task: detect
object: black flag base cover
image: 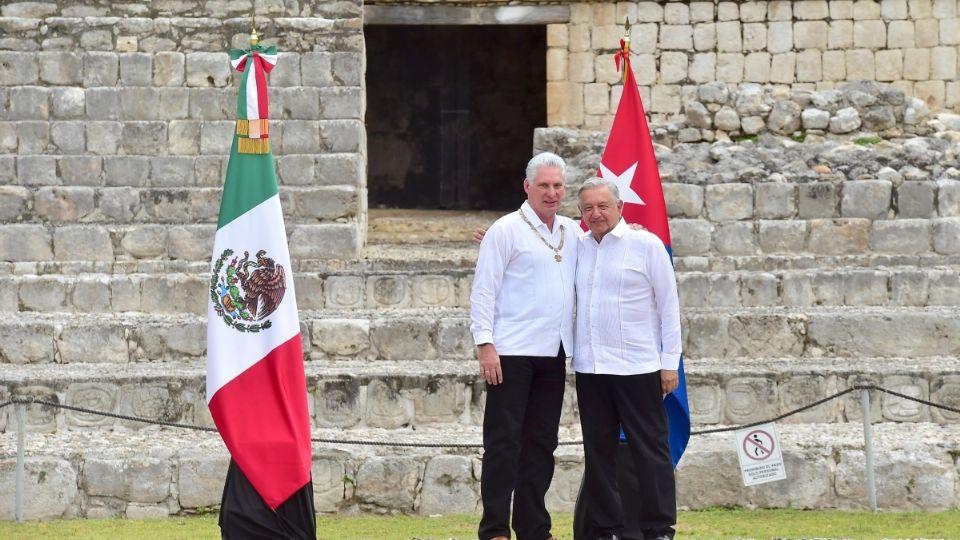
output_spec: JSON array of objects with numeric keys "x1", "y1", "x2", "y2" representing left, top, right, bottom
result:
[{"x1": 219, "y1": 459, "x2": 317, "y2": 540}]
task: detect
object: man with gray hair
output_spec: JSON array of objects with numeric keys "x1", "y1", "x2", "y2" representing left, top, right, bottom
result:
[
  {"x1": 574, "y1": 177, "x2": 681, "y2": 540},
  {"x1": 471, "y1": 151, "x2": 577, "y2": 540}
]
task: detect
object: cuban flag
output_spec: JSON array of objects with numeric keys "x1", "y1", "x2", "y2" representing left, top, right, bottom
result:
[{"x1": 598, "y1": 39, "x2": 690, "y2": 468}]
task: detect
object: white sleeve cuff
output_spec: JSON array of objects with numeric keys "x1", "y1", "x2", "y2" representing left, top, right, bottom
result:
[
  {"x1": 473, "y1": 331, "x2": 493, "y2": 346},
  {"x1": 660, "y1": 353, "x2": 681, "y2": 371}
]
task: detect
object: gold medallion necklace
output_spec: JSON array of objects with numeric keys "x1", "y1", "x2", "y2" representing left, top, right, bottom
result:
[{"x1": 518, "y1": 209, "x2": 565, "y2": 262}]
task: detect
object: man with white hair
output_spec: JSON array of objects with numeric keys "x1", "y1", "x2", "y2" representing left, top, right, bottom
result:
[
  {"x1": 471, "y1": 151, "x2": 577, "y2": 540},
  {"x1": 574, "y1": 177, "x2": 681, "y2": 540}
]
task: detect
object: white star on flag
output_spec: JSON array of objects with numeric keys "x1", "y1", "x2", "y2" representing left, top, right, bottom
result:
[{"x1": 599, "y1": 161, "x2": 645, "y2": 206}]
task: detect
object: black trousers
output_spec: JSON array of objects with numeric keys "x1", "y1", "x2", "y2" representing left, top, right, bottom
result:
[
  {"x1": 575, "y1": 372, "x2": 676, "y2": 540},
  {"x1": 478, "y1": 348, "x2": 566, "y2": 540}
]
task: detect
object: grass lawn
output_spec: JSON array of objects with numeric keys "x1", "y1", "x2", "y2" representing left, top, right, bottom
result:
[{"x1": 1, "y1": 509, "x2": 958, "y2": 539}]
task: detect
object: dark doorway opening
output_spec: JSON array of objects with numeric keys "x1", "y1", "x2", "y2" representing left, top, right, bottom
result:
[{"x1": 365, "y1": 25, "x2": 547, "y2": 210}]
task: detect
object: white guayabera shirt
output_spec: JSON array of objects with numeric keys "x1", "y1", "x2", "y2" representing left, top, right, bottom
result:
[
  {"x1": 573, "y1": 219, "x2": 682, "y2": 375},
  {"x1": 470, "y1": 201, "x2": 578, "y2": 357}
]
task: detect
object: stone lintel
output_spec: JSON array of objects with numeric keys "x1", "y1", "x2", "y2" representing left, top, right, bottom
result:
[{"x1": 363, "y1": 5, "x2": 570, "y2": 26}]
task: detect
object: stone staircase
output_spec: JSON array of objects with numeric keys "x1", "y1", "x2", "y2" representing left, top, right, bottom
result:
[{"x1": 3, "y1": 201, "x2": 960, "y2": 518}]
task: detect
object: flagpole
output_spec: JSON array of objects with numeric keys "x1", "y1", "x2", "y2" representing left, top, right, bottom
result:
[{"x1": 622, "y1": 17, "x2": 631, "y2": 83}]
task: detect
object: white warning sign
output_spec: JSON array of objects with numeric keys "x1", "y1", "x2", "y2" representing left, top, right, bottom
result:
[{"x1": 735, "y1": 422, "x2": 787, "y2": 486}]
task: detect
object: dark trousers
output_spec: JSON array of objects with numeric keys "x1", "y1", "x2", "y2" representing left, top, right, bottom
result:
[
  {"x1": 478, "y1": 348, "x2": 566, "y2": 540},
  {"x1": 575, "y1": 372, "x2": 676, "y2": 540}
]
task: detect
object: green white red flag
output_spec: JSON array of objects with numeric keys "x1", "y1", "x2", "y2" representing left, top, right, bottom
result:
[{"x1": 206, "y1": 42, "x2": 313, "y2": 514}]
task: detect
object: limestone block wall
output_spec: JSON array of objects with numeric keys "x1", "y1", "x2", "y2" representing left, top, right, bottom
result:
[
  {"x1": 547, "y1": 0, "x2": 960, "y2": 129},
  {"x1": 0, "y1": 0, "x2": 365, "y2": 261}
]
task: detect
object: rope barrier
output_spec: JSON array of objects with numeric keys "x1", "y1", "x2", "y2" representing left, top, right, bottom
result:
[{"x1": 2, "y1": 383, "x2": 958, "y2": 448}]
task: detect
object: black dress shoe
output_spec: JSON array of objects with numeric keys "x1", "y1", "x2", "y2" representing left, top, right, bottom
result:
[
  {"x1": 597, "y1": 535, "x2": 620, "y2": 540},
  {"x1": 648, "y1": 535, "x2": 671, "y2": 540}
]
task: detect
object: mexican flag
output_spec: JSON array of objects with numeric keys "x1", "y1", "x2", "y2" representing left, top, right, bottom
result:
[{"x1": 206, "y1": 42, "x2": 314, "y2": 536}]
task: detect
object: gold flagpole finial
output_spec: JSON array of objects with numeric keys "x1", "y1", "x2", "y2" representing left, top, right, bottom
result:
[
  {"x1": 622, "y1": 17, "x2": 631, "y2": 83},
  {"x1": 250, "y1": 14, "x2": 259, "y2": 46}
]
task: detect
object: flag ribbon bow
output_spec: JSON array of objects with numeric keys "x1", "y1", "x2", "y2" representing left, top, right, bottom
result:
[
  {"x1": 614, "y1": 38, "x2": 630, "y2": 73},
  {"x1": 230, "y1": 45, "x2": 278, "y2": 154}
]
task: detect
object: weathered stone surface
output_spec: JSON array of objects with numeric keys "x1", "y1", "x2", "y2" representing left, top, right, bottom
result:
[
  {"x1": 0, "y1": 459, "x2": 78, "y2": 520},
  {"x1": 419, "y1": 456, "x2": 477, "y2": 515},
  {"x1": 354, "y1": 457, "x2": 421, "y2": 510},
  {"x1": 841, "y1": 180, "x2": 891, "y2": 219},
  {"x1": 83, "y1": 457, "x2": 172, "y2": 503},
  {"x1": 177, "y1": 452, "x2": 229, "y2": 509},
  {"x1": 807, "y1": 219, "x2": 869, "y2": 254},
  {"x1": 808, "y1": 311, "x2": 960, "y2": 357},
  {"x1": 869, "y1": 219, "x2": 931, "y2": 253},
  {"x1": 705, "y1": 184, "x2": 753, "y2": 220}
]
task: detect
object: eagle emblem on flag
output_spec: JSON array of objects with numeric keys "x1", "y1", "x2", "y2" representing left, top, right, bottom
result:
[{"x1": 210, "y1": 248, "x2": 286, "y2": 332}]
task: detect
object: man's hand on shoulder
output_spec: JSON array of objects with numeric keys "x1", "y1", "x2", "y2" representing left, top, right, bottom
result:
[
  {"x1": 660, "y1": 369, "x2": 678, "y2": 395},
  {"x1": 627, "y1": 223, "x2": 647, "y2": 232},
  {"x1": 472, "y1": 227, "x2": 487, "y2": 244}
]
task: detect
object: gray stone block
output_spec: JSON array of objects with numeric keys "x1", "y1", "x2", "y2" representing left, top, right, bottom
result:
[
  {"x1": 781, "y1": 273, "x2": 814, "y2": 306},
  {"x1": 39, "y1": 51, "x2": 82, "y2": 85},
  {"x1": 150, "y1": 156, "x2": 195, "y2": 187},
  {"x1": 870, "y1": 219, "x2": 932, "y2": 253},
  {"x1": 0, "y1": 123, "x2": 15, "y2": 153},
  {"x1": 167, "y1": 225, "x2": 214, "y2": 260},
  {"x1": 798, "y1": 182, "x2": 837, "y2": 218},
  {"x1": 153, "y1": 51, "x2": 184, "y2": 86},
  {"x1": 177, "y1": 453, "x2": 230, "y2": 509},
  {"x1": 355, "y1": 457, "x2": 421, "y2": 510},
  {"x1": 319, "y1": 120, "x2": 363, "y2": 153},
  {"x1": 295, "y1": 186, "x2": 357, "y2": 220},
  {"x1": 64, "y1": 383, "x2": 118, "y2": 427},
  {"x1": 317, "y1": 153, "x2": 362, "y2": 186},
  {"x1": 19, "y1": 276, "x2": 67, "y2": 311},
  {"x1": 364, "y1": 378, "x2": 413, "y2": 428},
  {"x1": 270, "y1": 52, "x2": 301, "y2": 87},
  {"x1": 85, "y1": 88, "x2": 120, "y2": 120},
  {"x1": 323, "y1": 275, "x2": 364, "y2": 308},
  {"x1": 367, "y1": 276, "x2": 410, "y2": 309},
  {"x1": 0, "y1": 224, "x2": 52, "y2": 261},
  {"x1": 740, "y1": 273, "x2": 779, "y2": 306},
  {"x1": 312, "y1": 456, "x2": 348, "y2": 513},
  {"x1": 60, "y1": 156, "x2": 102, "y2": 185},
  {"x1": 319, "y1": 87, "x2": 363, "y2": 120},
  {"x1": 288, "y1": 224, "x2": 359, "y2": 259},
  {"x1": 932, "y1": 376, "x2": 960, "y2": 423},
  {"x1": 158, "y1": 88, "x2": 189, "y2": 119},
  {"x1": 119, "y1": 53, "x2": 153, "y2": 86},
  {"x1": 121, "y1": 122, "x2": 167, "y2": 155},
  {"x1": 83, "y1": 458, "x2": 172, "y2": 503},
  {"x1": 928, "y1": 270, "x2": 960, "y2": 306},
  {"x1": 278, "y1": 87, "x2": 320, "y2": 120},
  {"x1": 194, "y1": 156, "x2": 224, "y2": 187},
  {"x1": 897, "y1": 181, "x2": 936, "y2": 218},
  {"x1": 120, "y1": 88, "x2": 160, "y2": 121},
  {"x1": 724, "y1": 377, "x2": 778, "y2": 423},
  {"x1": 71, "y1": 277, "x2": 112, "y2": 313},
  {"x1": 59, "y1": 324, "x2": 128, "y2": 363},
  {"x1": 51, "y1": 88, "x2": 85, "y2": 119},
  {"x1": 86, "y1": 121, "x2": 122, "y2": 155},
  {"x1": 0, "y1": 322, "x2": 55, "y2": 363},
  {"x1": 437, "y1": 318, "x2": 472, "y2": 356},
  {"x1": 0, "y1": 51, "x2": 38, "y2": 85},
  {"x1": 53, "y1": 226, "x2": 114, "y2": 261},
  {"x1": 332, "y1": 52, "x2": 363, "y2": 87},
  {"x1": 0, "y1": 459, "x2": 78, "y2": 520},
  {"x1": 938, "y1": 179, "x2": 960, "y2": 216},
  {"x1": 807, "y1": 218, "x2": 870, "y2": 254},
  {"x1": 10, "y1": 86, "x2": 49, "y2": 120},
  {"x1": 17, "y1": 156, "x2": 57, "y2": 186},
  {"x1": 119, "y1": 224, "x2": 168, "y2": 258},
  {"x1": 50, "y1": 122, "x2": 86, "y2": 154},
  {"x1": 412, "y1": 275, "x2": 459, "y2": 309},
  {"x1": 167, "y1": 120, "x2": 200, "y2": 156},
  {"x1": 882, "y1": 375, "x2": 930, "y2": 422},
  {"x1": 83, "y1": 51, "x2": 119, "y2": 86},
  {"x1": 141, "y1": 275, "x2": 205, "y2": 314},
  {"x1": 714, "y1": 221, "x2": 758, "y2": 255},
  {"x1": 779, "y1": 375, "x2": 839, "y2": 423},
  {"x1": 767, "y1": 100, "x2": 802, "y2": 135},
  {"x1": 801, "y1": 108, "x2": 830, "y2": 129},
  {"x1": 0, "y1": 155, "x2": 13, "y2": 184},
  {"x1": 111, "y1": 276, "x2": 142, "y2": 312},
  {"x1": 277, "y1": 155, "x2": 316, "y2": 185},
  {"x1": 933, "y1": 218, "x2": 960, "y2": 254},
  {"x1": 758, "y1": 220, "x2": 807, "y2": 253},
  {"x1": 17, "y1": 121, "x2": 50, "y2": 154},
  {"x1": 199, "y1": 121, "x2": 233, "y2": 155},
  {"x1": 891, "y1": 269, "x2": 929, "y2": 306},
  {"x1": 34, "y1": 186, "x2": 95, "y2": 222},
  {"x1": 0, "y1": 185, "x2": 29, "y2": 220},
  {"x1": 663, "y1": 183, "x2": 704, "y2": 217},
  {"x1": 281, "y1": 121, "x2": 321, "y2": 154},
  {"x1": 371, "y1": 319, "x2": 437, "y2": 360},
  {"x1": 301, "y1": 52, "x2": 335, "y2": 87},
  {"x1": 706, "y1": 183, "x2": 753, "y2": 220},
  {"x1": 669, "y1": 219, "x2": 712, "y2": 256},
  {"x1": 809, "y1": 311, "x2": 960, "y2": 357},
  {"x1": 707, "y1": 274, "x2": 739, "y2": 307},
  {"x1": 420, "y1": 456, "x2": 477, "y2": 515},
  {"x1": 185, "y1": 52, "x2": 231, "y2": 87},
  {"x1": 314, "y1": 379, "x2": 363, "y2": 427},
  {"x1": 843, "y1": 270, "x2": 889, "y2": 305},
  {"x1": 677, "y1": 273, "x2": 708, "y2": 308},
  {"x1": 755, "y1": 182, "x2": 796, "y2": 218},
  {"x1": 841, "y1": 180, "x2": 892, "y2": 219},
  {"x1": 188, "y1": 88, "x2": 232, "y2": 120},
  {"x1": 104, "y1": 156, "x2": 150, "y2": 187}
]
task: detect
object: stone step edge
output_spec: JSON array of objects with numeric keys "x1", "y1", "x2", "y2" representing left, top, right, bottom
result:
[
  {"x1": 3, "y1": 356, "x2": 959, "y2": 382},
  {"x1": 4, "y1": 253, "x2": 960, "y2": 276}
]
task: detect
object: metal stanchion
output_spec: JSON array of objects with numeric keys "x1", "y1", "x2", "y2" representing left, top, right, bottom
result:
[
  {"x1": 15, "y1": 403, "x2": 25, "y2": 522},
  {"x1": 861, "y1": 388, "x2": 877, "y2": 512}
]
